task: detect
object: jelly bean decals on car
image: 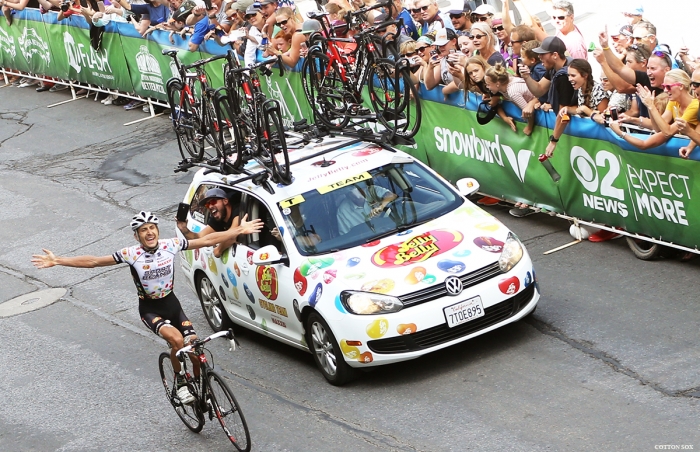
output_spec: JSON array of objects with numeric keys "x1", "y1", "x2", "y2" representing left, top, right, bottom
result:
[
  {"x1": 323, "y1": 269, "x2": 337, "y2": 284},
  {"x1": 404, "y1": 266, "x2": 426, "y2": 284},
  {"x1": 293, "y1": 268, "x2": 308, "y2": 295},
  {"x1": 246, "y1": 305, "x2": 256, "y2": 320},
  {"x1": 293, "y1": 299, "x2": 302, "y2": 321},
  {"x1": 221, "y1": 273, "x2": 229, "y2": 288},
  {"x1": 498, "y1": 277, "x2": 520, "y2": 295},
  {"x1": 346, "y1": 257, "x2": 361, "y2": 267},
  {"x1": 366, "y1": 318, "x2": 389, "y2": 338},
  {"x1": 334, "y1": 294, "x2": 347, "y2": 314},
  {"x1": 437, "y1": 260, "x2": 466, "y2": 274},
  {"x1": 371, "y1": 229, "x2": 464, "y2": 268},
  {"x1": 524, "y1": 271, "x2": 532, "y2": 288},
  {"x1": 256, "y1": 266, "x2": 278, "y2": 300},
  {"x1": 243, "y1": 283, "x2": 255, "y2": 304},
  {"x1": 219, "y1": 286, "x2": 226, "y2": 300},
  {"x1": 233, "y1": 286, "x2": 239, "y2": 300},
  {"x1": 220, "y1": 247, "x2": 229, "y2": 264},
  {"x1": 358, "y1": 351, "x2": 373, "y2": 363},
  {"x1": 234, "y1": 262, "x2": 241, "y2": 277},
  {"x1": 473, "y1": 236, "x2": 505, "y2": 253},
  {"x1": 340, "y1": 340, "x2": 361, "y2": 359},
  {"x1": 308, "y1": 283, "x2": 323, "y2": 307},
  {"x1": 397, "y1": 323, "x2": 418, "y2": 335},
  {"x1": 453, "y1": 249, "x2": 471, "y2": 258},
  {"x1": 299, "y1": 257, "x2": 334, "y2": 276}
]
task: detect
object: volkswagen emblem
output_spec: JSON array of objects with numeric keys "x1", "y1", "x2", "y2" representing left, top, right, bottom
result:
[{"x1": 445, "y1": 276, "x2": 463, "y2": 296}]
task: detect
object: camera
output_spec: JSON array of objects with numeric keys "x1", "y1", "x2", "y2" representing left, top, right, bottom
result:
[
  {"x1": 610, "y1": 107, "x2": 619, "y2": 121},
  {"x1": 515, "y1": 58, "x2": 522, "y2": 76},
  {"x1": 61, "y1": 0, "x2": 71, "y2": 11}
]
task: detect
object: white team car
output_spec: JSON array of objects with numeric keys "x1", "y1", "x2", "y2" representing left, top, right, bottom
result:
[{"x1": 178, "y1": 137, "x2": 539, "y2": 385}]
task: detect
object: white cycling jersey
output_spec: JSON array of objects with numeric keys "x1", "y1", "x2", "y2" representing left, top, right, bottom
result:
[{"x1": 112, "y1": 238, "x2": 189, "y2": 300}]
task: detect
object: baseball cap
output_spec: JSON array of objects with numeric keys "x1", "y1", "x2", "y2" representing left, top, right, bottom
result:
[
  {"x1": 533, "y1": 36, "x2": 567, "y2": 56},
  {"x1": 259, "y1": 0, "x2": 275, "y2": 4},
  {"x1": 301, "y1": 19, "x2": 321, "y2": 34},
  {"x1": 201, "y1": 188, "x2": 228, "y2": 205},
  {"x1": 245, "y1": 3, "x2": 261, "y2": 15},
  {"x1": 373, "y1": 12, "x2": 389, "y2": 24},
  {"x1": 433, "y1": 27, "x2": 457, "y2": 46},
  {"x1": 417, "y1": 35, "x2": 434, "y2": 45},
  {"x1": 622, "y1": 5, "x2": 643, "y2": 16},
  {"x1": 473, "y1": 4, "x2": 495, "y2": 16},
  {"x1": 448, "y1": 0, "x2": 476, "y2": 15},
  {"x1": 619, "y1": 24, "x2": 633, "y2": 37},
  {"x1": 234, "y1": 0, "x2": 254, "y2": 12}
]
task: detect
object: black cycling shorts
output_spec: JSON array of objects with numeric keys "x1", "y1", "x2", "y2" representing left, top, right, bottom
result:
[{"x1": 139, "y1": 292, "x2": 197, "y2": 342}]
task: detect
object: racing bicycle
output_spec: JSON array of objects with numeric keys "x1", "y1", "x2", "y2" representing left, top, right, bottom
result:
[
  {"x1": 158, "y1": 329, "x2": 251, "y2": 451},
  {"x1": 163, "y1": 49, "x2": 234, "y2": 163},
  {"x1": 213, "y1": 52, "x2": 292, "y2": 185},
  {"x1": 301, "y1": 1, "x2": 421, "y2": 142}
]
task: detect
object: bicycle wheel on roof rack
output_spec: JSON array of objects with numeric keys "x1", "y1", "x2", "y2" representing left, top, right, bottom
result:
[
  {"x1": 212, "y1": 89, "x2": 238, "y2": 167},
  {"x1": 368, "y1": 58, "x2": 422, "y2": 139},
  {"x1": 301, "y1": 49, "x2": 351, "y2": 130},
  {"x1": 167, "y1": 78, "x2": 204, "y2": 161},
  {"x1": 260, "y1": 99, "x2": 292, "y2": 185}
]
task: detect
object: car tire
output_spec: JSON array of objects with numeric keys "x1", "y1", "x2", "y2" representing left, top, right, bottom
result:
[
  {"x1": 305, "y1": 312, "x2": 356, "y2": 386},
  {"x1": 196, "y1": 272, "x2": 233, "y2": 332}
]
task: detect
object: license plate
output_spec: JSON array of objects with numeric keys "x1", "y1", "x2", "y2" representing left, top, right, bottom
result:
[{"x1": 443, "y1": 296, "x2": 485, "y2": 328}]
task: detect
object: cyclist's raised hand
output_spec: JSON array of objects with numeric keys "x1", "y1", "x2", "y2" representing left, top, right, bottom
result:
[{"x1": 32, "y1": 249, "x2": 57, "y2": 268}]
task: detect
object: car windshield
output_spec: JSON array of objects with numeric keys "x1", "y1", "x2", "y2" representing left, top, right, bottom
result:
[{"x1": 277, "y1": 159, "x2": 464, "y2": 255}]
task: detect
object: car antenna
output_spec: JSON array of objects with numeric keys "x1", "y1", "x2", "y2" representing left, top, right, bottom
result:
[{"x1": 319, "y1": 157, "x2": 333, "y2": 168}]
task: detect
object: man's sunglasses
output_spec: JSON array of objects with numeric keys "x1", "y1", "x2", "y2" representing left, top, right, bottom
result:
[
  {"x1": 472, "y1": 15, "x2": 489, "y2": 22},
  {"x1": 510, "y1": 40, "x2": 523, "y2": 44},
  {"x1": 691, "y1": 82, "x2": 700, "y2": 88},
  {"x1": 492, "y1": 25, "x2": 504, "y2": 32},
  {"x1": 449, "y1": 13, "x2": 463, "y2": 19},
  {"x1": 276, "y1": 19, "x2": 289, "y2": 26},
  {"x1": 411, "y1": 5, "x2": 429, "y2": 13},
  {"x1": 552, "y1": 15, "x2": 566, "y2": 20},
  {"x1": 633, "y1": 34, "x2": 654, "y2": 42},
  {"x1": 204, "y1": 199, "x2": 219, "y2": 208}
]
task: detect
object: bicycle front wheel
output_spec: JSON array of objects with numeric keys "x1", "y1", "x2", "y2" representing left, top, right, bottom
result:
[
  {"x1": 167, "y1": 81, "x2": 204, "y2": 161},
  {"x1": 262, "y1": 100, "x2": 292, "y2": 185},
  {"x1": 206, "y1": 370, "x2": 251, "y2": 451},
  {"x1": 158, "y1": 352, "x2": 204, "y2": 433},
  {"x1": 368, "y1": 59, "x2": 422, "y2": 139}
]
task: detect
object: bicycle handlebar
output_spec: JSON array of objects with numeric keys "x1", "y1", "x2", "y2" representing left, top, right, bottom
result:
[
  {"x1": 175, "y1": 328, "x2": 235, "y2": 359},
  {"x1": 230, "y1": 55, "x2": 284, "y2": 77}
]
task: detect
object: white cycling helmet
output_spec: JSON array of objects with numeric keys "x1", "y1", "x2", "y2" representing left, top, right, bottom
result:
[{"x1": 131, "y1": 211, "x2": 159, "y2": 231}]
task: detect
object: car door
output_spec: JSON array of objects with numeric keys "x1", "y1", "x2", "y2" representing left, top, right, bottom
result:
[{"x1": 237, "y1": 193, "x2": 303, "y2": 344}]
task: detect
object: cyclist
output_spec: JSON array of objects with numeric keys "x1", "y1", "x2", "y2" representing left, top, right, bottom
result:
[{"x1": 32, "y1": 211, "x2": 263, "y2": 404}]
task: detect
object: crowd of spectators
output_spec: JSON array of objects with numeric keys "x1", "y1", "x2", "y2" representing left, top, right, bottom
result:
[{"x1": 3, "y1": 0, "x2": 700, "y2": 240}]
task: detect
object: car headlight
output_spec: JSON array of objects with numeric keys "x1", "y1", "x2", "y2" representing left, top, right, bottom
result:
[
  {"x1": 340, "y1": 291, "x2": 404, "y2": 315},
  {"x1": 498, "y1": 232, "x2": 524, "y2": 272}
]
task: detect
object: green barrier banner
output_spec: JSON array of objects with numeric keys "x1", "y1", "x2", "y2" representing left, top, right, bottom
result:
[{"x1": 2, "y1": 10, "x2": 699, "y2": 250}]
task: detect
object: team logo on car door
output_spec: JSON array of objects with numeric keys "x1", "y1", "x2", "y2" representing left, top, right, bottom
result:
[{"x1": 256, "y1": 266, "x2": 279, "y2": 300}]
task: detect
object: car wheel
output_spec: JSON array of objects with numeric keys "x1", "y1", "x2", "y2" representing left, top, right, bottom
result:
[
  {"x1": 196, "y1": 273, "x2": 232, "y2": 332},
  {"x1": 305, "y1": 312, "x2": 356, "y2": 386},
  {"x1": 625, "y1": 236, "x2": 661, "y2": 260}
]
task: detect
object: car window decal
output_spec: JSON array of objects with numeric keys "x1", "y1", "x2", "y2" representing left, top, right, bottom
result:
[
  {"x1": 279, "y1": 194, "x2": 306, "y2": 209},
  {"x1": 317, "y1": 172, "x2": 373, "y2": 194}
]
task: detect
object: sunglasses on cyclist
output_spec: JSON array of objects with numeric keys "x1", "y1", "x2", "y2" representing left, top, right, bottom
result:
[
  {"x1": 552, "y1": 15, "x2": 566, "y2": 20},
  {"x1": 492, "y1": 25, "x2": 504, "y2": 32},
  {"x1": 276, "y1": 19, "x2": 289, "y2": 26},
  {"x1": 411, "y1": 5, "x2": 429, "y2": 13},
  {"x1": 662, "y1": 82, "x2": 683, "y2": 91},
  {"x1": 691, "y1": 82, "x2": 700, "y2": 88}
]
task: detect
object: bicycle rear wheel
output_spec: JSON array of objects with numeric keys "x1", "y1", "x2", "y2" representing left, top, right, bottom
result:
[
  {"x1": 158, "y1": 352, "x2": 204, "y2": 433},
  {"x1": 301, "y1": 50, "x2": 351, "y2": 130},
  {"x1": 261, "y1": 100, "x2": 292, "y2": 185},
  {"x1": 167, "y1": 80, "x2": 203, "y2": 161},
  {"x1": 368, "y1": 59, "x2": 422, "y2": 139},
  {"x1": 206, "y1": 370, "x2": 251, "y2": 452}
]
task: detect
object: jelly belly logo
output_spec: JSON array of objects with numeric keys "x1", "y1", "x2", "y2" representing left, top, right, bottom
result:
[
  {"x1": 135, "y1": 45, "x2": 166, "y2": 95},
  {"x1": 371, "y1": 229, "x2": 463, "y2": 268},
  {"x1": 256, "y1": 266, "x2": 278, "y2": 300},
  {"x1": 19, "y1": 27, "x2": 50, "y2": 64}
]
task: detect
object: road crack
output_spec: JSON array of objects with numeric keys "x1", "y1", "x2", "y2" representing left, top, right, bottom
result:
[{"x1": 526, "y1": 317, "x2": 700, "y2": 399}]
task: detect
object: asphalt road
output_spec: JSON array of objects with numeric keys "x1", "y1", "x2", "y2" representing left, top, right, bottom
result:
[{"x1": 1, "y1": 87, "x2": 700, "y2": 452}]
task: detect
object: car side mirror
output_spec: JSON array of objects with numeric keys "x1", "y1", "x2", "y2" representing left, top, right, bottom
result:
[
  {"x1": 456, "y1": 178, "x2": 480, "y2": 197},
  {"x1": 252, "y1": 245, "x2": 289, "y2": 266}
]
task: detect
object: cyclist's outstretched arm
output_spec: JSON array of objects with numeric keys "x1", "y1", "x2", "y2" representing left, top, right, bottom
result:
[
  {"x1": 32, "y1": 250, "x2": 117, "y2": 269},
  {"x1": 187, "y1": 214, "x2": 263, "y2": 250}
]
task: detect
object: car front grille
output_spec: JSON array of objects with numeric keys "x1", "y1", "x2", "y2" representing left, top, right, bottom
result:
[
  {"x1": 367, "y1": 284, "x2": 536, "y2": 354},
  {"x1": 398, "y1": 262, "x2": 502, "y2": 307}
]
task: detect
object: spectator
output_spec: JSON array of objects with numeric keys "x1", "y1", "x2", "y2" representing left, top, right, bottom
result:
[
  {"x1": 622, "y1": 4, "x2": 645, "y2": 26},
  {"x1": 416, "y1": 34, "x2": 434, "y2": 65},
  {"x1": 470, "y1": 21, "x2": 503, "y2": 66},
  {"x1": 400, "y1": 40, "x2": 425, "y2": 86},
  {"x1": 676, "y1": 68, "x2": 700, "y2": 158},
  {"x1": 241, "y1": 3, "x2": 265, "y2": 66},
  {"x1": 260, "y1": 0, "x2": 302, "y2": 42},
  {"x1": 447, "y1": 0, "x2": 474, "y2": 37},
  {"x1": 550, "y1": 0, "x2": 586, "y2": 60},
  {"x1": 457, "y1": 34, "x2": 473, "y2": 57},
  {"x1": 1, "y1": 0, "x2": 29, "y2": 26},
  {"x1": 631, "y1": 21, "x2": 677, "y2": 69},
  {"x1": 611, "y1": 24, "x2": 633, "y2": 57},
  {"x1": 509, "y1": 24, "x2": 535, "y2": 73},
  {"x1": 261, "y1": 7, "x2": 304, "y2": 67},
  {"x1": 112, "y1": 0, "x2": 172, "y2": 35},
  {"x1": 636, "y1": 69, "x2": 698, "y2": 139},
  {"x1": 520, "y1": 36, "x2": 575, "y2": 113},
  {"x1": 491, "y1": 15, "x2": 511, "y2": 65},
  {"x1": 545, "y1": 59, "x2": 609, "y2": 158},
  {"x1": 423, "y1": 27, "x2": 458, "y2": 91},
  {"x1": 414, "y1": 0, "x2": 453, "y2": 35},
  {"x1": 609, "y1": 92, "x2": 673, "y2": 150},
  {"x1": 484, "y1": 63, "x2": 533, "y2": 134},
  {"x1": 391, "y1": 0, "x2": 418, "y2": 40},
  {"x1": 598, "y1": 27, "x2": 671, "y2": 126},
  {"x1": 601, "y1": 74, "x2": 629, "y2": 114},
  {"x1": 408, "y1": 0, "x2": 425, "y2": 36},
  {"x1": 470, "y1": 3, "x2": 493, "y2": 26}
]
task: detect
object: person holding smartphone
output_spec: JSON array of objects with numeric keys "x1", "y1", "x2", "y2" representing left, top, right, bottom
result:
[{"x1": 424, "y1": 27, "x2": 460, "y2": 92}]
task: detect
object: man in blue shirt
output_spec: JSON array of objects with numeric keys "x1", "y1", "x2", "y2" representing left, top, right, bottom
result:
[{"x1": 112, "y1": 0, "x2": 171, "y2": 35}]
